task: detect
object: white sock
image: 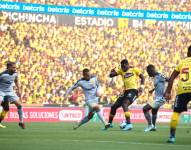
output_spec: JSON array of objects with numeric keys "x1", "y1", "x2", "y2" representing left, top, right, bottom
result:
[
  {"x1": 96, "y1": 110, "x2": 107, "y2": 125},
  {"x1": 78, "y1": 116, "x2": 90, "y2": 127}
]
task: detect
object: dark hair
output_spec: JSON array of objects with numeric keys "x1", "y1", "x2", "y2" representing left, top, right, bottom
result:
[
  {"x1": 121, "y1": 59, "x2": 128, "y2": 65},
  {"x1": 6, "y1": 61, "x2": 15, "y2": 68},
  {"x1": 83, "y1": 68, "x2": 89, "y2": 74},
  {"x1": 147, "y1": 64, "x2": 155, "y2": 71},
  {"x1": 188, "y1": 45, "x2": 191, "y2": 53}
]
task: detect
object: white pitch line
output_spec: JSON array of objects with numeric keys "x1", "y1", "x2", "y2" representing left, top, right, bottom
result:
[
  {"x1": 59, "y1": 139, "x2": 191, "y2": 148},
  {"x1": 0, "y1": 138, "x2": 190, "y2": 148}
]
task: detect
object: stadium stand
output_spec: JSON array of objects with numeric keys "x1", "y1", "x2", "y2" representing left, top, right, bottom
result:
[{"x1": 0, "y1": 1, "x2": 191, "y2": 108}]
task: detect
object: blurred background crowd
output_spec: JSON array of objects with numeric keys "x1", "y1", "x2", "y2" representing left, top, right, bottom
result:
[{"x1": 0, "y1": 0, "x2": 191, "y2": 108}]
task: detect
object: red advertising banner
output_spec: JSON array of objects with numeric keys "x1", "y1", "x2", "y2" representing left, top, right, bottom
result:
[
  {"x1": 103, "y1": 108, "x2": 146, "y2": 123},
  {"x1": 2, "y1": 107, "x2": 191, "y2": 123},
  {"x1": 103, "y1": 108, "x2": 174, "y2": 123},
  {"x1": 3, "y1": 107, "x2": 85, "y2": 122}
]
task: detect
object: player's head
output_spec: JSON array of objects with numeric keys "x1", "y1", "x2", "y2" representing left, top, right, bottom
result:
[
  {"x1": 120, "y1": 59, "x2": 129, "y2": 71},
  {"x1": 6, "y1": 61, "x2": 16, "y2": 74},
  {"x1": 187, "y1": 45, "x2": 191, "y2": 57},
  {"x1": 146, "y1": 64, "x2": 156, "y2": 77},
  {"x1": 83, "y1": 68, "x2": 90, "y2": 80}
]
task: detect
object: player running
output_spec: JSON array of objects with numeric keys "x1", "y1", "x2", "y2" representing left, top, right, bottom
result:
[
  {"x1": 105, "y1": 59, "x2": 145, "y2": 131},
  {"x1": 65, "y1": 68, "x2": 108, "y2": 130},
  {"x1": 143, "y1": 64, "x2": 168, "y2": 132},
  {"x1": 0, "y1": 61, "x2": 25, "y2": 129},
  {"x1": 165, "y1": 45, "x2": 191, "y2": 143}
]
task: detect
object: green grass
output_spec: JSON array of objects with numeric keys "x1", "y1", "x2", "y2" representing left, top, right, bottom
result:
[{"x1": 0, "y1": 122, "x2": 191, "y2": 150}]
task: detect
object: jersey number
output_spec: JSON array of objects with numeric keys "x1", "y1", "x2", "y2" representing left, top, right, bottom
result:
[{"x1": 181, "y1": 68, "x2": 189, "y2": 82}]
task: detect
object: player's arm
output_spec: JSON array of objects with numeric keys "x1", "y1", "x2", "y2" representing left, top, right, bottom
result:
[
  {"x1": 65, "y1": 81, "x2": 80, "y2": 97},
  {"x1": 139, "y1": 74, "x2": 145, "y2": 85},
  {"x1": 138, "y1": 73, "x2": 145, "y2": 93},
  {"x1": 109, "y1": 68, "x2": 118, "y2": 78},
  {"x1": 164, "y1": 70, "x2": 179, "y2": 100},
  {"x1": 14, "y1": 75, "x2": 21, "y2": 97}
]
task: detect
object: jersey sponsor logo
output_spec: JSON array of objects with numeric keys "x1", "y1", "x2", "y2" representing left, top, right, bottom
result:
[
  {"x1": 124, "y1": 73, "x2": 134, "y2": 78},
  {"x1": 183, "y1": 86, "x2": 191, "y2": 90}
]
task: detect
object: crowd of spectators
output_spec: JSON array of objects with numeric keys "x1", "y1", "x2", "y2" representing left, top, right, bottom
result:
[
  {"x1": 3, "y1": 0, "x2": 191, "y2": 11},
  {"x1": 0, "y1": 1, "x2": 191, "y2": 108}
]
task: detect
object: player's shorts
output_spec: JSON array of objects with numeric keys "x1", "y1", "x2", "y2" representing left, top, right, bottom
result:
[
  {"x1": 0, "y1": 91, "x2": 19, "y2": 103},
  {"x1": 151, "y1": 97, "x2": 166, "y2": 109},
  {"x1": 121, "y1": 89, "x2": 138, "y2": 103},
  {"x1": 117, "y1": 89, "x2": 138, "y2": 104},
  {"x1": 174, "y1": 93, "x2": 191, "y2": 113},
  {"x1": 86, "y1": 101, "x2": 100, "y2": 112}
]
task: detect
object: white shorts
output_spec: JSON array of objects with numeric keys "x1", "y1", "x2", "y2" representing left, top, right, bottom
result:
[
  {"x1": 86, "y1": 101, "x2": 99, "y2": 112},
  {"x1": 0, "y1": 91, "x2": 19, "y2": 103},
  {"x1": 151, "y1": 97, "x2": 166, "y2": 109}
]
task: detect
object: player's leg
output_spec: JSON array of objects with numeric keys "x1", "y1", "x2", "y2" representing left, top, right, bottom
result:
[
  {"x1": 167, "y1": 94, "x2": 190, "y2": 143},
  {"x1": 104, "y1": 96, "x2": 123, "y2": 129},
  {"x1": 168, "y1": 111, "x2": 180, "y2": 143},
  {"x1": 121, "y1": 90, "x2": 138, "y2": 131},
  {"x1": 121, "y1": 99, "x2": 133, "y2": 131},
  {"x1": 73, "y1": 111, "x2": 95, "y2": 130},
  {"x1": 73, "y1": 103, "x2": 95, "y2": 130},
  {"x1": 151, "y1": 108, "x2": 158, "y2": 130},
  {"x1": 151, "y1": 99, "x2": 165, "y2": 131},
  {"x1": 148, "y1": 97, "x2": 166, "y2": 131},
  {"x1": 0, "y1": 92, "x2": 8, "y2": 128},
  {"x1": 122, "y1": 100, "x2": 131, "y2": 124},
  {"x1": 92, "y1": 104, "x2": 107, "y2": 125},
  {"x1": 0, "y1": 96, "x2": 9, "y2": 128},
  {"x1": 143, "y1": 104, "x2": 154, "y2": 132},
  {"x1": 0, "y1": 100, "x2": 9, "y2": 122},
  {"x1": 143, "y1": 104, "x2": 152, "y2": 126},
  {"x1": 10, "y1": 95, "x2": 25, "y2": 129}
]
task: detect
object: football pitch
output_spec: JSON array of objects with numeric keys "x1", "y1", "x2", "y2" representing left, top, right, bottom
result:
[{"x1": 0, "y1": 122, "x2": 191, "y2": 150}]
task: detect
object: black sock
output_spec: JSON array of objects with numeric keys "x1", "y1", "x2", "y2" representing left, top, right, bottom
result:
[
  {"x1": 152, "y1": 114, "x2": 157, "y2": 126},
  {"x1": 170, "y1": 128, "x2": 176, "y2": 138},
  {"x1": 144, "y1": 111, "x2": 151, "y2": 125},
  {"x1": 109, "y1": 114, "x2": 114, "y2": 124}
]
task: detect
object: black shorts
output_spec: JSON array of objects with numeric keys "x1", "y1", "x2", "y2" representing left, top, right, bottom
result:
[
  {"x1": 174, "y1": 93, "x2": 191, "y2": 113},
  {"x1": 117, "y1": 89, "x2": 138, "y2": 104}
]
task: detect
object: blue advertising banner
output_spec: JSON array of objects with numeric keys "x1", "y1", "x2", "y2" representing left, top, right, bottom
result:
[{"x1": 1, "y1": 1, "x2": 191, "y2": 22}]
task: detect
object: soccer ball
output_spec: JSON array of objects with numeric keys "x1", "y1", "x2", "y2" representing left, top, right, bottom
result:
[
  {"x1": 119, "y1": 121, "x2": 127, "y2": 129},
  {"x1": 96, "y1": 86, "x2": 104, "y2": 97}
]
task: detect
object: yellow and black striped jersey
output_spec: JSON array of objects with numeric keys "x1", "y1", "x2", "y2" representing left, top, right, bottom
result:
[{"x1": 175, "y1": 57, "x2": 191, "y2": 95}]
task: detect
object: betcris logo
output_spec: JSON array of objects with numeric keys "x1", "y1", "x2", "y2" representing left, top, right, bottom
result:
[
  {"x1": 59, "y1": 110, "x2": 83, "y2": 121},
  {"x1": 124, "y1": 73, "x2": 134, "y2": 78}
]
